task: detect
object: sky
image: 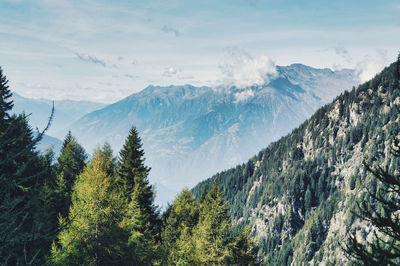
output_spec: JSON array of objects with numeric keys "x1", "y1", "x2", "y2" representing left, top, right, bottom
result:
[{"x1": 0, "y1": 0, "x2": 399, "y2": 103}]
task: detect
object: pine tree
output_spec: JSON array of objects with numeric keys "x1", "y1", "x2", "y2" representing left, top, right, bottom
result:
[
  {"x1": 0, "y1": 67, "x2": 13, "y2": 121},
  {"x1": 345, "y1": 55, "x2": 400, "y2": 265},
  {"x1": 39, "y1": 147, "x2": 61, "y2": 255},
  {"x1": 230, "y1": 225, "x2": 258, "y2": 265},
  {"x1": 193, "y1": 178, "x2": 258, "y2": 265},
  {"x1": 174, "y1": 225, "x2": 198, "y2": 265},
  {"x1": 117, "y1": 126, "x2": 159, "y2": 234},
  {"x1": 119, "y1": 183, "x2": 157, "y2": 265},
  {"x1": 101, "y1": 142, "x2": 117, "y2": 177},
  {"x1": 118, "y1": 126, "x2": 150, "y2": 196},
  {"x1": 51, "y1": 147, "x2": 128, "y2": 265},
  {"x1": 55, "y1": 131, "x2": 87, "y2": 218},
  {"x1": 193, "y1": 178, "x2": 235, "y2": 264},
  {"x1": 161, "y1": 188, "x2": 199, "y2": 264},
  {"x1": 0, "y1": 67, "x2": 54, "y2": 264}
]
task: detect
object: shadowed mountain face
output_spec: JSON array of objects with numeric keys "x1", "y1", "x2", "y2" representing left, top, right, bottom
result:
[{"x1": 66, "y1": 64, "x2": 358, "y2": 204}]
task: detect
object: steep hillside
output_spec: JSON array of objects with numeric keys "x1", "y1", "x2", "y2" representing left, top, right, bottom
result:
[
  {"x1": 192, "y1": 60, "x2": 400, "y2": 264},
  {"x1": 68, "y1": 64, "x2": 357, "y2": 204}
]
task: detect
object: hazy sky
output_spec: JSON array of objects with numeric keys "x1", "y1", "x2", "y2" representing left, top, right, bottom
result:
[{"x1": 1, "y1": 0, "x2": 399, "y2": 103}]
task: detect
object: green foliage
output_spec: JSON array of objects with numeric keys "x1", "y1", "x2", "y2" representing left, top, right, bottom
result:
[
  {"x1": 0, "y1": 67, "x2": 55, "y2": 264},
  {"x1": 193, "y1": 178, "x2": 233, "y2": 264},
  {"x1": 55, "y1": 131, "x2": 87, "y2": 218},
  {"x1": 161, "y1": 188, "x2": 199, "y2": 264},
  {"x1": 118, "y1": 126, "x2": 150, "y2": 197},
  {"x1": 345, "y1": 55, "x2": 400, "y2": 264},
  {"x1": 349, "y1": 174, "x2": 356, "y2": 190},
  {"x1": 51, "y1": 148, "x2": 128, "y2": 265},
  {"x1": 0, "y1": 66, "x2": 13, "y2": 119},
  {"x1": 119, "y1": 183, "x2": 157, "y2": 264},
  {"x1": 117, "y1": 126, "x2": 159, "y2": 234},
  {"x1": 161, "y1": 180, "x2": 257, "y2": 265},
  {"x1": 192, "y1": 57, "x2": 400, "y2": 263}
]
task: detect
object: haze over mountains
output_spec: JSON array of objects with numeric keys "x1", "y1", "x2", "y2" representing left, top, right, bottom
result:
[
  {"x1": 12, "y1": 92, "x2": 106, "y2": 137},
  {"x1": 12, "y1": 93, "x2": 106, "y2": 155},
  {"x1": 12, "y1": 63, "x2": 358, "y2": 204},
  {"x1": 66, "y1": 64, "x2": 357, "y2": 204}
]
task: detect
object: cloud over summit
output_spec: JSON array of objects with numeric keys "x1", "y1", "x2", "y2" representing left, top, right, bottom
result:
[{"x1": 220, "y1": 48, "x2": 277, "y2": 89}]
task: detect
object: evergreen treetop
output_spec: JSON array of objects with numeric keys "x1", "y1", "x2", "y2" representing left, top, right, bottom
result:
[
  {"x1": 57, "y1": 132, "x2": 87, "y2": 194},
  {"x1": 118, "y1": 126, "x2": 150, "y2": 196},
  {"x1": 0, "y1": 67, "x2": 13, "y2": 120},
  {"x1": 52, "y1": 147, "x2": 127, "y2": 265},
  {"x1": 0, "y1": 67, "x2": 55, "y2": 264},
  {"x1": 117, "y1": 126, "x2": 159, "y2": 233}
]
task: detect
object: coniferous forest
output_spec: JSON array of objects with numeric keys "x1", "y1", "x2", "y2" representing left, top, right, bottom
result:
[
  {"x1": 2, "y1": 56, "x2": 400, "y2": 264},
  {"x1": 2, "y1": 1, "x2": 399, "y2": 265},
  {"x1": 0, "y1": 67, "x2": 257, "y2": 265}
]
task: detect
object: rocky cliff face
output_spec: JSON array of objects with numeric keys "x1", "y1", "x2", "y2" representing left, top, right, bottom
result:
[{"x1": 192, "y1": 61, "x2": 400, "y2": 264}]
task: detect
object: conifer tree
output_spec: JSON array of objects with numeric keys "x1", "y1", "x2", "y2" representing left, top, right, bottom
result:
[
  {"x1": 193, "y1": 178, "x2": 258, "y2": 265},
  {"x1": 118, "y1": 126, "x2": 150, "y2": 196},
  {"x1": 230, "y1": 225, "x2": 259, "y2": 265},
  {"x1": 161, "y1": 188, "x2": 199, "y2": 265},
  {"x1": 117, "y1": 126, "x2": 159, "y2": 234},
  {"x1": 193, "y1": 178, "x2": 233, "y2": 264},
  {"x1": 0, "y1": 67, "x2": 54, "y2": 264},
  {"x1": 119, "y1": 183, "x2": 157, "y2": 264},
  {"x1": 55, "y1": 131, "x2": 87, "y2": 218},
  {"x1": 345, "y1": 53, "x2": 400, "y2": 265},
  {"x1": 101, "y1": 142, "x2": 117, "y2": 177},
  {"x1": 0, "y1": 67, "x2": 12, "y2": 120},
  {"x1": 51, "y1": 147, "x2": 127, "y2": 265}
]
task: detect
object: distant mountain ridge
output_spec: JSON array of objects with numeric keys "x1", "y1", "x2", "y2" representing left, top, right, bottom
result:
[
  {"x1": 34, "y1": 133, "x2": 63, "y2": 157},
  {"x1": 67, "y1": 64, "x2": 358, "y2": 204},
  {"x1": 12, "y1": 93, "x2": 106, "y2": 138}
]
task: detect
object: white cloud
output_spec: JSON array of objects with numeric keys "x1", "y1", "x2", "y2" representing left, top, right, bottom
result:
[
  {"x1": 376, "y1": 48, "x2": 388, "y2": 62},
  {"x1": 219, "y1": 47, "x2": 277, "y2": 89},
  {"x1": 355, "y1": 49, "x2": 389, "y2": 83},
  {"x1": 355, "y1": 57, "x2": 383, "y2": 83},
  {"x1": 234, "y1": 89, "x2": 254, "y2": 103},
  {"x1": 163, "y1": 67, "x2": 179, "y2": 77}
]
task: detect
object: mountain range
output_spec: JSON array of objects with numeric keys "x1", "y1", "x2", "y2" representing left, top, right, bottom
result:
[
  {"x1": 11, "y1": 93, "x2": 106, "y2": 157},
  {"x1": 12, "y1": 92, "x2": 106, "y2": 137},
  {"x1": 66, "y1": 64, "x2": 358, "y2": 204},
  {"x1": 11, "y1": 64, "x2": 359, "y2": 205}
]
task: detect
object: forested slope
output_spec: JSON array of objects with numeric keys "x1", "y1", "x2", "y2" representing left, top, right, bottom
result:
[{"x1": 193, "y1": 60, "x2": 400, "y2": 265}]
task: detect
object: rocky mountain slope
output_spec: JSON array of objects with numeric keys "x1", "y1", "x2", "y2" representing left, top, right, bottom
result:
[
  {"x1": 68, "y1": 64, "x2": 357, "y2": 204},
  {"x1": 192, "y1": 60, "x2": 400, "y2": 264}
]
